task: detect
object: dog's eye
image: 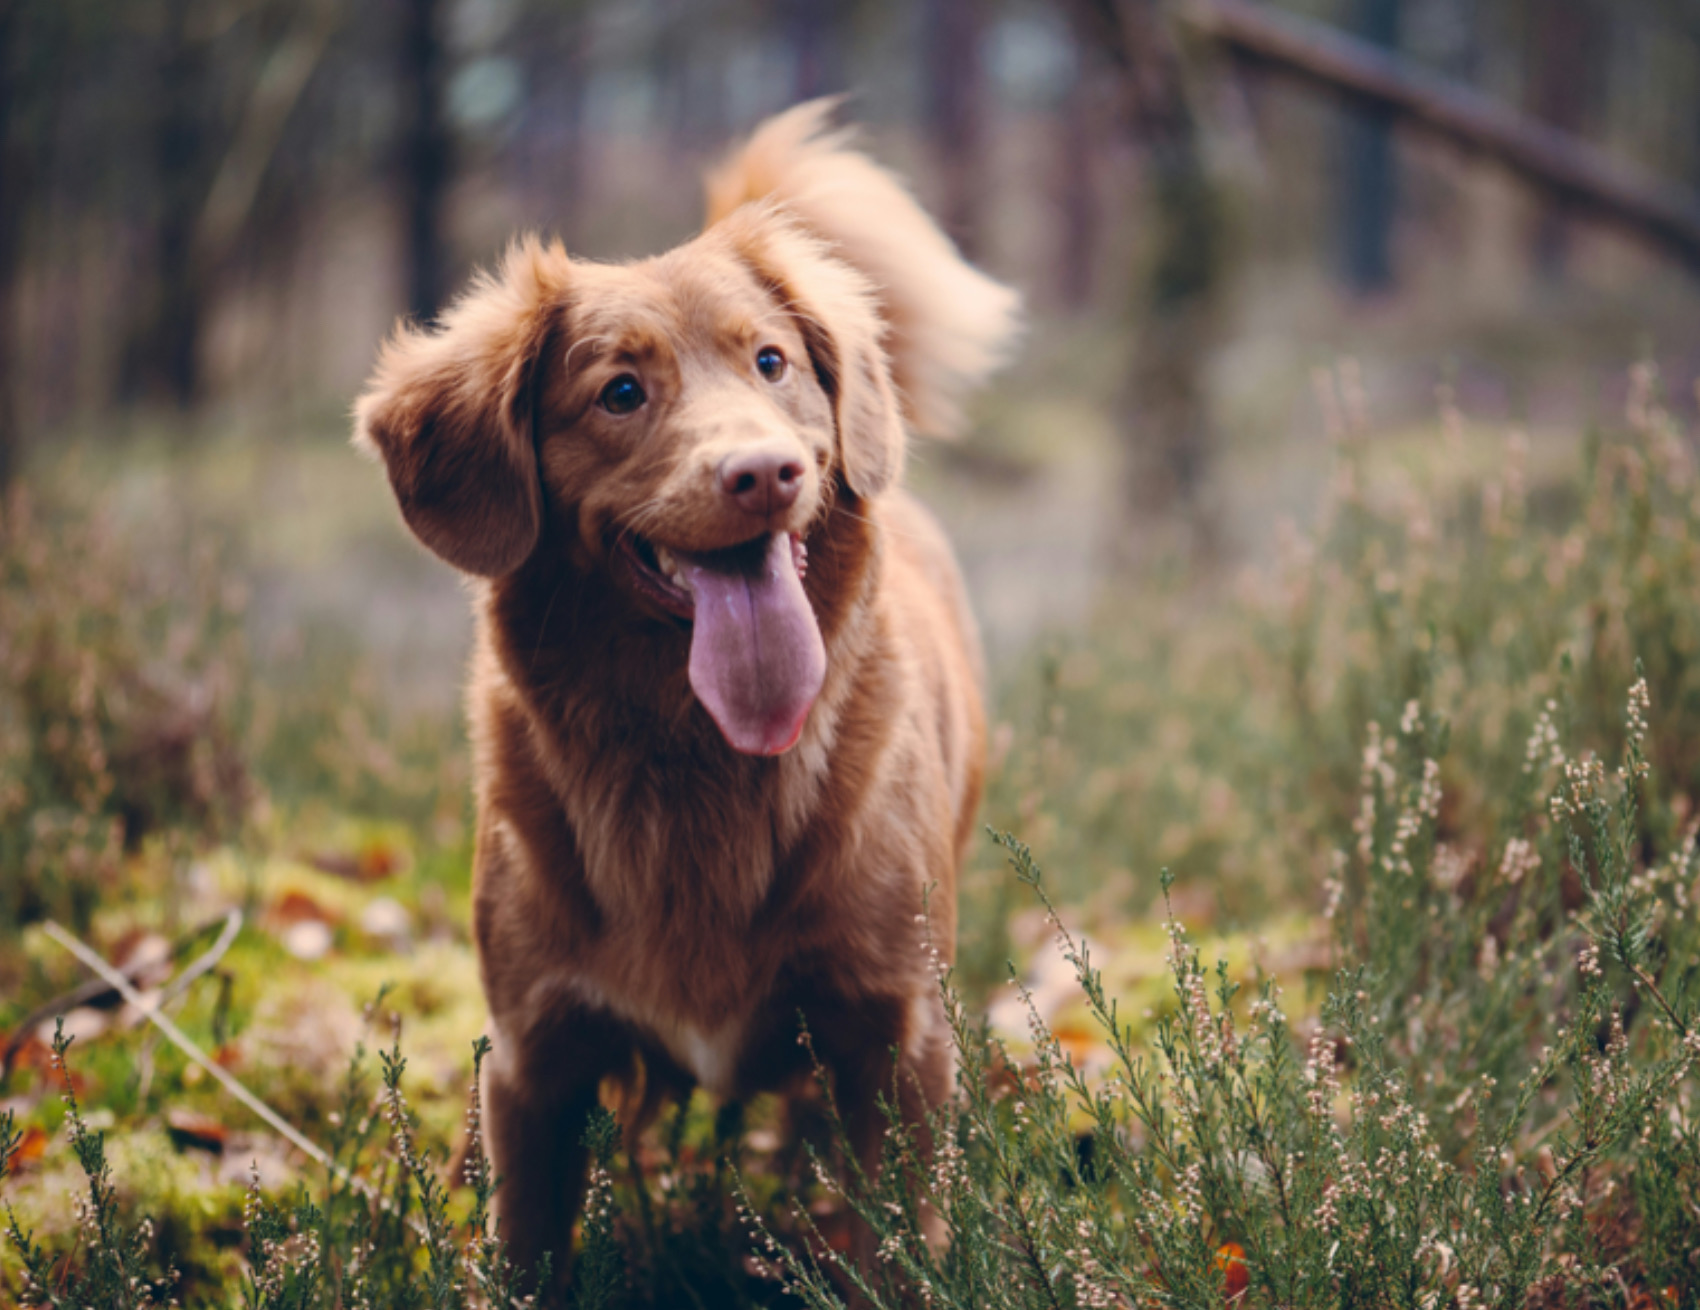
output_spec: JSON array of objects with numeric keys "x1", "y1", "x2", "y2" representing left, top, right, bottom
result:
[
  {"x1": 598, "y1": 374, "x2": 647, "y2": 415},
  {"x1": 756, "y1": 346, "x2": 786, "y2": 382}
]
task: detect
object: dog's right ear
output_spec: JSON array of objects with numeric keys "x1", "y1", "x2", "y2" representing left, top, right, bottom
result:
[{"x1": 354, "y1": 238, "x2": 567, "y2": 578}]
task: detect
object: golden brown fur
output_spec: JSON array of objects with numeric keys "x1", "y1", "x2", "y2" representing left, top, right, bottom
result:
[{"x1": 354, "y1": 100, "x2": 1019, "y2": 1289}]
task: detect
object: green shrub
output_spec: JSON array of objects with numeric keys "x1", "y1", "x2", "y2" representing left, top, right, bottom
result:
[
  {"x1": 979, "y1": 364, "x2": 1700, "y2": 929},
  {"x1": 755, "y1": 715, "x2": 1697, "y2": 1306},
  {"x1": 3, "y1": 1023, "x2": 180, "y2": 1307},
  {"x1": 0, "y1": 484, "x2": 250, "y2": 934},
  {"x1": 1, "y1": 1013, "x2": 570, "y2": 1310}
]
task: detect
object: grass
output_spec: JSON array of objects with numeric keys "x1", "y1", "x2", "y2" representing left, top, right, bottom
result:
[{"x1": 3, "y1": 358, "x2": 1699, "y2": 1305}]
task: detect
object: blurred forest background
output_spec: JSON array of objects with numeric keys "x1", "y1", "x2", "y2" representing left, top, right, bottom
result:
[
  {"x1": 6, "y1": 1, "x2": 1700, "y2": 1303},
  {"x1": 4, "y1": 0, "x2": 1700, "y2": 676},
  {"x1": 5, "y1": 0, "x2": 1700, "y2": 654}
]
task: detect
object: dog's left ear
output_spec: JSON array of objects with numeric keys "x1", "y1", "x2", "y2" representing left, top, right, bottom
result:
[
  {"x1": 725, "y1": 212, "x2": 904, "y2": 500},
  {"x1": 706, "y1": 99, "x2": 1020, "y2": 440},
  {"x1": 354, "y1": 238, "x2": 566, "y2": 576}
]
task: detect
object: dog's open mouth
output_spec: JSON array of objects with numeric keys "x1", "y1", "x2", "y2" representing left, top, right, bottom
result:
[
  {"x1": 618, "y1": 532, "x2": 809, "y2": 618},
  {"x1": 617, "y1": 531, "x2": 824, "y2": 756}
]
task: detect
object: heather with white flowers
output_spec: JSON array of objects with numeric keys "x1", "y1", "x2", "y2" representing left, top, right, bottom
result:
[{"x1": 744, "y1": 672, "x2": 1696, "y2": 1307}]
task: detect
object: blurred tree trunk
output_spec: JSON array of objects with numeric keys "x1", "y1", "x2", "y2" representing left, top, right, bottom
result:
[
  {"x1": 155, "y1": 0, "x2": 208, "y2": 407},
  {"x1": 0, "y1": 1, "x2": 24, "y2": 486},
  {"x1": 923, "y1": 0, "x2": 984, "y2": 258},
  {"x1": 508, "y1": 8, "x2": 582, "y2": 232},
  {"x1": 1338, "y1": 0, "x2": 1399, "y2": 294},
  {"x1": 117, "y1": 1, "x2": 337, "y2": 407},
  {"x1": 120, "y1": 0, "x2": 211, "y2": 409},
  {"x1": 400, "y1": 0, "x2": 450, "y2": 323},
  {"x1": 1053, "y1": 65, "x2": 1103, "y2": 313},
  {"x1": 1067, "y1": 0, "x2": 1227, "y2": 541},
  {"x1": 1526, "y1": 0, "x2": 1601, "y2": 278},
  {"x1": 787, "y1": 0, "x2": 848, "y2": 101}
]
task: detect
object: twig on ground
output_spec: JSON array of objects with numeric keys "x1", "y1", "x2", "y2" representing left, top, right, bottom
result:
[
  {"x1": 39, "y1": 917, "x2": 430, "y2": 1241},
  {"x1": 134, "y1": 909, "x2": 244, "y2": 1102},
  {"x1": 2, "y1": 910, "x2": 239, "y2": 1082},
  {"x1": 43, "y1": 917, "x2": 334, "y2": 1166}
]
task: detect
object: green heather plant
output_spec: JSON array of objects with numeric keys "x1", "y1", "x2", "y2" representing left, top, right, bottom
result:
[
  {"x1": 980, "y1": 363, "x2": 1700, "y2": 936},
  {"x1": 2, "y1": 1011, "x2": 569, "y2": 1310},
  {"x1": 744, "y1": 367, "x2": 1700, "y2": 1307},
  {"x1": 2, "y1": 1022, "x2": 179, "y2": 1308},
  {"x1": 231, "y1": 1012, "x2": 586, "y2": 1310},
  {"x1": 746, "y1": 671, "x2": 1696, "y2": 1307}
]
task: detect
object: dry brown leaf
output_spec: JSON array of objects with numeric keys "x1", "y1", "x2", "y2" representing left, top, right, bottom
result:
[
  {"x1": 166, "y1": 1108, "x2": 229, "y2": 1154},
  {"x1": 268, "y1": 889, "x2": 335, "y2": 924},
  {"x1": 4, "y1": 1124, "x2": 49, "y2": 1173}
]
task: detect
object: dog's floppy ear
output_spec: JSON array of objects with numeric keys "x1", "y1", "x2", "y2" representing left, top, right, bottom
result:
[
  {"x1": 706, "y1": 98, "x2": 1021, "y2": 439},
  {"x1": 354, "y1": 237, "x2": 567, "y2": 577},
  {"x1": 725, "y1": 210, "x2": 904, "y2": 500}
]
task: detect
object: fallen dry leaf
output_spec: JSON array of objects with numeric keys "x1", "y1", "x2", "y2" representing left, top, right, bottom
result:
[
  {"x1": 268, "y1": 889, "x2": 335, "y2": 925},
  {"x1": 54, "y1": 1006, "x2": 112, "y2": 1047},
  {"x1": 357, "y1": 896, "x2": 412, "y2": 949},
  {"x1": 1215, "y1": 1241, "x2": 1249, "y2": 1299},
  {"x1": 280, "y1": 919, "x2": 333, "y2": 961},
  {"x1": 267, "y1": 890, "x2": 338, "y2": 959},
  {"x1": 308, "y1": 839, "x2": 409, "y2": 882},
  {"x1": 166, "y1": 1109, "x2": 228, "y2": 1154},
  {"x1": 4, "y1": 1124, "x2": 49, "y2": 1173},
  {"x1": 109, "y1": 931, "x2": 173, "y2": 986},
  {"x1": 5, "y1": 1031, "x2": 53, "y2": 1082}
]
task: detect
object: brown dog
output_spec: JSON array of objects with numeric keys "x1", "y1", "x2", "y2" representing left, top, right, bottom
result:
[{"x1": 354, "y1": 100, "x2": 1019, "y2": 1286}]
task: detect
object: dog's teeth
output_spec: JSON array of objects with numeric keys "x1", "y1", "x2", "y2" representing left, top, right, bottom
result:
[{"x1": 654, "y1": 546, "x2": 680, "y2": 581}]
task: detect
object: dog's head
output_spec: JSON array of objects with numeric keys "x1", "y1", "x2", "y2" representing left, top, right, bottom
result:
[{"x1": 356, "y1": 101, "x2": 1019, "y2": 757}]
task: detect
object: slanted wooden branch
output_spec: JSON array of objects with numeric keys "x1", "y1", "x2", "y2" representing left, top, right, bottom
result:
[{"x1": 1180, "y1": 0, "x2": 1700, "y2": 268}]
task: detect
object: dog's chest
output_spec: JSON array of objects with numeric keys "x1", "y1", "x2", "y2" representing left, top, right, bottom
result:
[
  {"x1": 562, "y1": 735, "x2": 809, "y2": 913},
  {"x1": 667, "y1": 1016, "x2": 746, "y2": 1097},
  {"x1": 560, "y1": 801, "x2": 784, "y2": 1095},
  {"x1": 569, "y1": 961, "x2": 757, "y2": 1097},
  {"x1": 533, "y1": 692, "x2": 836, "y2": 1095},
  {"x1": 571, "y1": 826, "x2": 836, "y2": 1098}
]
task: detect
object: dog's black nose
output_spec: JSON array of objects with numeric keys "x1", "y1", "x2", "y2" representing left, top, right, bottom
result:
[{"x1": 720, "y1": 449, "x2": 804, "y2": 516}]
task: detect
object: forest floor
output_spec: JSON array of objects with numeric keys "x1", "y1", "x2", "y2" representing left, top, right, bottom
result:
[{"x1": 5, "y1": 288, "x2": 1700, "y2": 1305}]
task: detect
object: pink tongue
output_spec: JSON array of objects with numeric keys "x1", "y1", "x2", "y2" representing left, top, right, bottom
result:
[{"x1": 680, "y1": 533, "x2": 825, "y2": 756}]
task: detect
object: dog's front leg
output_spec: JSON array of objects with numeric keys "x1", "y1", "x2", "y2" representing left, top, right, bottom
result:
[
  {"x1": 837, "y1": 992, "x2": 954, "y2": 1286},
  {"x1": 482, "y1": 1008, "x2": 627, "y2": 1301}
]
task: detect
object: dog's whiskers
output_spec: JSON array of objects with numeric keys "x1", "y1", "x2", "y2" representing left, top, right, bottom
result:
[{"x1": 621, "y1": 497, "x2": 678, "y2": 543}]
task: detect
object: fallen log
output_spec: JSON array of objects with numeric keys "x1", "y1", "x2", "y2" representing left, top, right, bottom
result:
[{"x1": 1181, "y1": 0, "x2": 1700, "y2": 268}]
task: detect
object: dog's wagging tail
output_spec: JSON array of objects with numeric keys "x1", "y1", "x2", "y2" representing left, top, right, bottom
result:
[{"x1": 353, "y1": 98, "x2": 1020, "y2": 1293}]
